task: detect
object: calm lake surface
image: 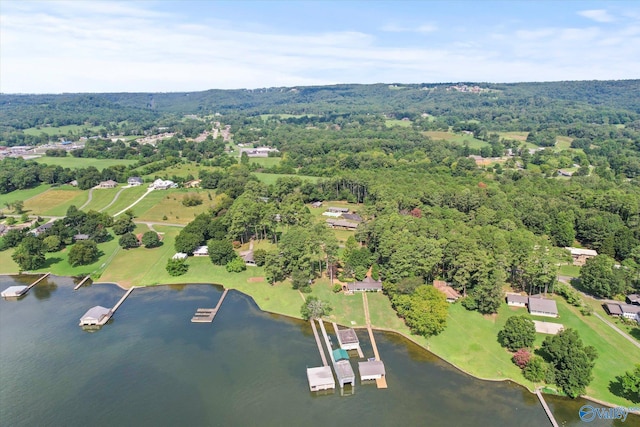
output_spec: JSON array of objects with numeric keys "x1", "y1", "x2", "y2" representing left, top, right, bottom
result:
[{"x1": 1, "y1": 275, "x2": 638, "y2": 427}]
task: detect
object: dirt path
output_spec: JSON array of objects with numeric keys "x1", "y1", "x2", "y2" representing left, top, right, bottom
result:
[
  {"x1": 78, "y1": 188, "x2": 94, "y2": 210},
  {"x1": 99, "y1": 187, "x2": 127, "y2": 212},
  {"x1": 134, "y1": 220, "x2": 186, "y2": 229},
  {"x1": 114, "y1": 187, "x2": 154, "y2": 217}
]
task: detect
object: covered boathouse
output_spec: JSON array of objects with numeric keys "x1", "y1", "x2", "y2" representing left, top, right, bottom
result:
[
  {"x1": 358, "y1": 360, "x2": 386, "y2": 381},
  {"x1": 79, "y1": 306, "x2": 112, "y2": 326},
  {"x1": 306, "y1": 366, "x2": 335, "y2": 392},
  {"x1": 1, "y1": 285, "x2": 29, "y2": 298}
]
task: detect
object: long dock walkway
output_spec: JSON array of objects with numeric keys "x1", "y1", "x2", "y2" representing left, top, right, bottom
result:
[
  {"x1": 311, "y1": 319, "x2": 328, "y2": 366},
  {"x1": 73, "y1": 275, "x2": 91, "y2": 290},
  {"x1": 362, "y1": 292, "x2": 387, "y2": 388},
  {"x1": 535, "y1": 389, "x2": 559, "y2": 427},
  {"x1": 191, "y1": 289, "x2": 228, "y2": 323},
  {"x1": 27, "y1": 272, "x2": 50, "y2": 290},
  {"x1": 112, "y1": 287, "x2": 135, "y2": 313}
]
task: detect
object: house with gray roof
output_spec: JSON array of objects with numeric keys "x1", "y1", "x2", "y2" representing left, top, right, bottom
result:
[
  {"x1": 346, "y1": 277, "x2": 382, "y2": 292},
  {"x1": 528, "y1": 296, "x2": 558, "y2": 318}
]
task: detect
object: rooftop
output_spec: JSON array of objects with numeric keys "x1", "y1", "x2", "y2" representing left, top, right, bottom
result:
[
  {"x1": 564, "y1": 247, "x2": 598, "y2": 256},
  {"x1": 528, "y1": 297, "x2": 558, "y2": 315},
  {"x1": 336, "y1": 328, "x2": 359, "y2": 345},
  {"x1": 307, "y1": 366, "x2": 335, "y2": 388},
  {"x1": 358, "y1": 360, "x2": 386, "y2": 377}
]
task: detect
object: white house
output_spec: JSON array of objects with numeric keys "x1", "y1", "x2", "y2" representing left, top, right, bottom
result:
[
  {"x1": 193, "y1": 246, "x2": 208, "y2": 256},
  {"x1": 506, "y1": 294, "x2": 529, "y2": 307},
  {"x1": 127, "y1": 176, "x2": 143, "y2": 186},
  {"x1": 528, "y1": 296, "x2": 559, "y2": 318},
  {"x1": 564, "y1": 247, "x2": 598, "y2": 266},
  {"x1": 150, "y1": 179, "x2": 177, "y2": 190},
  {"x1": 172, "y1": 252, "x2": 188, "y2": 260}
]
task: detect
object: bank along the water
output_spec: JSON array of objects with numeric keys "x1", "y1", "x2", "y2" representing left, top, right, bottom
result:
[{"x1": 0, "y1": 274, "x2": 637, "y2": 427}]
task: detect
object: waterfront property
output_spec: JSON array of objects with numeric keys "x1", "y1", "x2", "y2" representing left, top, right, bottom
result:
[
  {"x1": 307, "y1": 366, "x2": 335, "y2": 392},
  {"x1": 346, "y1": 277, "x2": 382, "y2": 293},
  {"x1": 1, "y1": 285, "x2": 28, "y2": 298},
  {"x1": 334, "y1": 325, "x2": 361, "y2": 351},
  {"x1": 318, "y1": 319, "x2": 355, "y2": 389},
  {"x1": 506, "y1": 293, "x2": 558, "y2": 318},
  {"x1": 191, "y1": 289, "x2": 228, "y2": 323},
  {"x1": 358, "y1": 360, "x2": 386, "y2": 381},
  {"x1": 79, "y1": 305, "x2": 112, "y2": 326},
  {"x1": 333, "y1": 348, "x2": 349, "y2": 362},
  {"x1": 433, "y1": 280, "x2": 461, "y2": 303}
]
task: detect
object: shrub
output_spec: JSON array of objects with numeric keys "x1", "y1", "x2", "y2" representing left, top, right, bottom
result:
[
  {"x1": 253, "y1": 249, "x2": 267, "y2": 266},
  {"x1": 498, "y1": 315, "x2": 536, "y2": 351},
  {"x1": 333, "y1": 284, "x2": 342, "y2": 293},
  {"x1": 232, "y1": 240, "x2": 241, "y2": 249},
  {"x1": 182, "y1": 193, "x2": 203, "y2": 207},
  {"x1": 225, "y1": 256, "x2": 246, "y2": 273},
  {"x1": 166, "y1": 258, "x2": 188, "y2": 276},
  {"x1": 512, "y1": 348, "x2": 532, "y2": 369},
  {"x1": 523, "y1": 356, "x2": 546, "y2": 382}
]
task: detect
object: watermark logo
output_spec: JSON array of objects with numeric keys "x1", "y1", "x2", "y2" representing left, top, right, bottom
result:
[{"x1": 579, "y1": 405, "x2": 639, "y2": 422}]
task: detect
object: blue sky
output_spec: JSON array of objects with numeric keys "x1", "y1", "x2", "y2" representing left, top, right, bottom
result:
[{"x1": 1, "y1": 0, "x2": 639, "y2": 93}]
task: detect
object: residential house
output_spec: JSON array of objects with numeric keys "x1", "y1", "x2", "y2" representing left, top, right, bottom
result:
[
  {"x1": 326, "y1": 219, "x2": 358, "y2": 230},
  {"x1": 327, "y1": 207, "x2": 349, "y2": 213},
  {"x1": 341, "y1": 213, "x2": 362, "y2": 222},
  {"x1": 242, "y1": 251, "x2": 256, "y2": 266},
  {"x1": 346, "y1": 277, "x2": 382, "y2": 292},
  {"x1": 150, "y1": 179, "x2": 176, "y2": 190},
  {"x1": 74, "y1": 234, "x2": 90, "y2": 241},
  {"x1": 98, "y1": 180, "x2": 118, "y2": 189},
  {"x1": 172, "y1": 252, "x2": 188, "y2": 260},
  {"x1": 31, "y1": 222, "x2": 53, "y2": 236},
  {"x1": 626, "y1": 294, "x2": 640, "y2": 305},
  {"x1": 528, "y1": 296, "x2": 559, "y2": 318},
  {"x1": 311, "y1": 201, "x2": 323, "y2": 208},
  {"x1": 604, "y1": 303, "x2": 640, "y2": 320},
  {"x1": 506, "y1": 294, "x2": 529, "y2": 307},
  {"x1": 433, "y1": 280, "x2": 461, "y2": 302},
  {"x1": 193, "y1": 245, "x2": 208, "y2": 256},
  {"x1": 564, "y1": 247, "x2": 598, "y2": 266},
  {"x1": 127, "y1": 176, "x2": 143, "y2": 186}
]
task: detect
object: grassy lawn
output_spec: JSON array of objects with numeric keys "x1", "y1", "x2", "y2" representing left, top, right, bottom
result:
[
  {"x1": 34, "y1": 157, "x2": 137, "y2": 170},
  {"x1": 102, "y1": 185, "x2": 150, "y2": 215},
  {"x1": 23, "y1": 187, "x2": 88, "y2": 216},
  {"x1": 138, "y1": 161, "x2": 213, "y2": 180},
  {"x1": 250, "y1": 157, "x2": 282, "y2": 168},
  {"x1": 22, "y1": 124, "x2": 102, "y2": 136},
  {"x1": 0, "y1": 234, "x2": 122, "y2": 277},
  {"x1": 385, "y1": 119, "x2": 412, "y2": 128},
  {"x1": 253, "y1": 172, "x2": 319, "y2": 186},
  {"x1": 555, "y1": 136, "x2": 574, "y2": 150},
  {"x1": 558, "y1": 264, "x2": 581, "y2": 277},
  {"x1": 82, "y1": 187, "x2": 122, "y2": 212},
  {"x1": 423, "y1": 131, "x2": 489, "y2": 148},
  {"x1": 0, "y1": 184, "x2": 53, "y2": 208},
  {"x1": 309, "y1": 278, "x2": 366, "y2": 326},
  {"x1": 133, "y1": 189, "x2": 215, "y2": 224}
]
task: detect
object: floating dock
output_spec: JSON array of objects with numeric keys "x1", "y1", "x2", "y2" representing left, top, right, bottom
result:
[
  {"x1": 535, "y1": 389, "x2": 559, "y2": 427},
  {"x1": 191, "y1": 289, "x2": 228, "y2": 323},
  {"x1": 2, "y1": 273, "x2": 50, "y2": 299},
  {"x1": 79, "y1": 286, "x2": 135, "y2": 327},
  {"x1": 362, "y1": 292, "x2": 387, "y2": 389},
  {"x1": 319, "y1": 318, "x2": 355, "y2": 389},
  {"x1": 73, "y1": 275, "x2": 91, "y2": 290},
  {"x1": 332, "y1": 322, "x2": 364, "y2": 358},
  {"x1": 307, "y1": 319, "x2": 335, "y2": 392}
]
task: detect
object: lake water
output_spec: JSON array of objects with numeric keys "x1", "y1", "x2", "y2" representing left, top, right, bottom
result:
[{"x1": 0, "y1": 275, "x2": 637, "y2": 427}]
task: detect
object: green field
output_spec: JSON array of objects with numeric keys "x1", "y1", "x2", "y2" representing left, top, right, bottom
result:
[
  {"x1": 130, "y1": 189, "x2": 215, "y2": 224},
  {"x1": 385, "y1": 119, "x2": 412, "y2": 128},
  {"x1": 102, "y1": 185, "x2": 150, "y2": 215},
  {"x1": 23, "y1": 187, "x2": 88, "y2": 216},
  {"x1": 82, "y1": 187, "x2": 122, "y2": 212},
  {"x1": 250, "y1": 157, "x2": 282, "y2": 167},
  {"x1": 423, "y1": 131, "x2": 489, "y2": 148},
  {"x1": 34, "y1": 157, "x2": 137, "y2": 170},
  {"x1": 0, "y1": 184, "x2": 53, "y2": 208},
  {"x1": 22, "y1": 124, "x2": 102, "y2": 136},
  {"x1": 558, "y1": 264, "x2": 581, "y2": 277},
  {"x1": 136, "y1": 161, "x2": 213, "y2": 180},
  {"x1": 0, "y1": 234, "x2": 121, "y2": 277}
]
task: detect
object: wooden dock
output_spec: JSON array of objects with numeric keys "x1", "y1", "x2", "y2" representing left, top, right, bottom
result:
[
  {"x1": 362, "y1": 292, "x2": 387, "y2": 389},
  {"x1": 311, "y1": 319, "x2": 329, "y2": 366},
  {"x1": 27, "y1": 272, "x2": 50, "y2": 290},
  {"x1": 535, "y1": 389, "x2": 559, "y2": 427},
  {"x1": 112, "y1": 287, "x2": 134, "y2": 313},
  {"x1": 73, "y1": 275, "x2": 91, "y2": 290},
  {"x1": 191, "y1": 289, "x2": 228, "y2": 323}
]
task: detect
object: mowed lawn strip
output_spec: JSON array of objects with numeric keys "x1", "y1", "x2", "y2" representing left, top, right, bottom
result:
[
  {"x1": 23, "y1": 188, "x2": 88, "y2": 216},
  {"x1": 0, "y1": 184, "x2": 53, "y2": 207},
  {"x1": 253, "y1": 172, "x2": 319, "y2": 186},
  {"x1": 102, "y1": 185, "x2": 149, "y2": 215},
  {"x1": 132, "y1": 189, "x2": 216, "y2": 224},
  {"x1": 82, "y1": 188, "x2": 121, "y2": 212}
]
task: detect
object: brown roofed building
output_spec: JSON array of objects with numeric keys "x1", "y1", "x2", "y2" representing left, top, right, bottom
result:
[{"x1": 433, "y1": 280, "x2": 461, "y2": 302}]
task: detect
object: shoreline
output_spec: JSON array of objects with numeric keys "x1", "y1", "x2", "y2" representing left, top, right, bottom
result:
[{"x1": 2, "y1": 274, "x2": 636, "y2": 412}]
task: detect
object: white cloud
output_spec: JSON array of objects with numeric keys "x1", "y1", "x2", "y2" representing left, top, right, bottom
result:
[
  {"x1": 578, "y1": 9, "x2": 615, "y2": 23},
  {"x1": 1, "y1": 1, "x2": 639, "y2": 93},
  {"x1": 381, "y1": 23, "x2": 437, "y2": 33}
]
